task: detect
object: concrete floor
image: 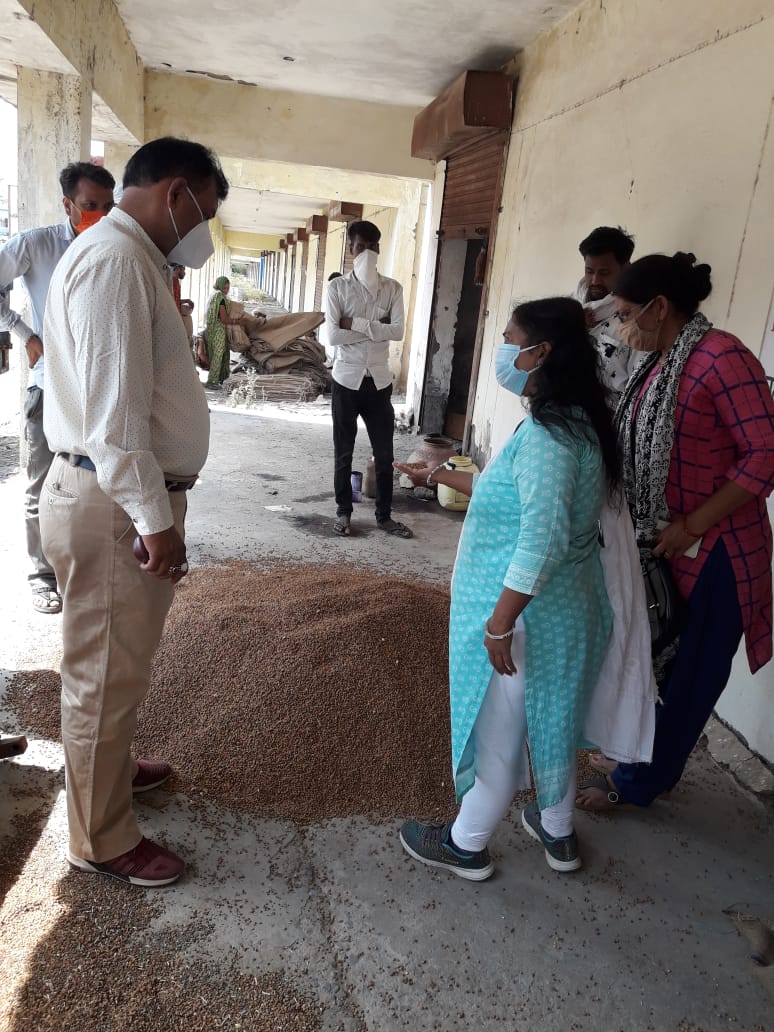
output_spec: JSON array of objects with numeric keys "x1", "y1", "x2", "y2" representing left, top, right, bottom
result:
[{"x1": 1, "y1": 364, "x2": 773, "y2": 1031}]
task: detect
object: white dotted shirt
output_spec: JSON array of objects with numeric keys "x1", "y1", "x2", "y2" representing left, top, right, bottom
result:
[{"x1": 43, "y1": 208, "x2": 210, "y2": 535}]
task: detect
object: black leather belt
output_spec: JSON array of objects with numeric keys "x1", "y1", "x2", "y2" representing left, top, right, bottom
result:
[
  {"x1": 57, "y1": 452, "x2": 198, "y2": 492},
  {"x1": 165, "y1": 477, "x2": 198, "y2": 492}
]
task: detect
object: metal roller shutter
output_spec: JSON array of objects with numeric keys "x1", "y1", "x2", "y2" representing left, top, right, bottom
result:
[{"x1": 440, "y1": 131, "x2": 508, "y2": 240}]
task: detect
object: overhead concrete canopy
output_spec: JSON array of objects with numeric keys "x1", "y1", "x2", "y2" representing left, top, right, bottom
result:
[
  {"x1": 0, "y1": 0, "x2": 73, "y2": 104},
  {"x1": 114, "y1": 0, "x2": 581, "y2": 105},
  {"x1": 1, "y1": 0, "x2": 586, "y2": 236},
  {"x1": 219, "y1": 186, "x2": 328, "y2": 237}
]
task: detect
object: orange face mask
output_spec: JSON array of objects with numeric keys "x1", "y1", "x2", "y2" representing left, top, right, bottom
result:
[{"x1": 72, "y1": 206, "x2": 108, "y2": 234}]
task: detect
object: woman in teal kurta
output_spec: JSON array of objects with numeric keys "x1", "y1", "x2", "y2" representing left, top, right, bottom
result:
[{"x1": 398, "y1": 297, "x2": 621, "y2": 880}]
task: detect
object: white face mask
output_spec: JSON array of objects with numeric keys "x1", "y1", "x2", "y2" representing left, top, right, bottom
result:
[
  {"x1": 353, "y1": 248, "x2": 379, "y2": 296},
  {"x1": 167, "y1": 187, "x2": 215, "y2": 269}
]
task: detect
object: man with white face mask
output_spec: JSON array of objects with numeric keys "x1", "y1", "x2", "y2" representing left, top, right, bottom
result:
[
  {"x1": 41, "y1": 137, "x2": 228, "y2": 887},
  {"x1": 326, "y1": 220, "x2": 411, "y2": 538}
]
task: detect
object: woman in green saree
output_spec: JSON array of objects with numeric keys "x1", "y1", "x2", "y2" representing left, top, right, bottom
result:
[{"x1": 204, "y1": 276, "x2": 243, "y2": 388}]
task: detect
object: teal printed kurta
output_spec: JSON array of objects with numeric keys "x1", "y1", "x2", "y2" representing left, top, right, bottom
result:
[{"x1": 450, "y1": 413, "x2": 612, "y2": 810}]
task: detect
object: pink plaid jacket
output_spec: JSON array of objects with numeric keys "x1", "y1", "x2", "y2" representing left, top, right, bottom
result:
[{"x1": 666, "y1": 329, "x2": 774, "y2": 672}]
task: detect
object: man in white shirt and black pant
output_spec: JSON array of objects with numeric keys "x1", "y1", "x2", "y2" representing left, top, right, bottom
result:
[
  {"x1": 42, "y1": 137, "x2": 226, "y2": 887},
  {"x1": 326, "y1": 220, "x2": 412, "y2": 538}
]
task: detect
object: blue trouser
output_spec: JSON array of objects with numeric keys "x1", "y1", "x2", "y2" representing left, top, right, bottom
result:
[{"x1": 612, "y1": 539, "x2": 743, "y2": 806}]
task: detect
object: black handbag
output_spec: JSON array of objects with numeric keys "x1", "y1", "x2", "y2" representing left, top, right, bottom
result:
[{"x1": 639, "y1": 549, "x2": 685, "y2": 657}]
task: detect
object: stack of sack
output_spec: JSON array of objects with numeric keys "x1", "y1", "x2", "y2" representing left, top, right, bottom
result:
[{"x1": 227, "y1": 305, "x2": 329, "y2": 395}]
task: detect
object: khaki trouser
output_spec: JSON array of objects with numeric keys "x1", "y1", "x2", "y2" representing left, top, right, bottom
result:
[{"x1": 40, "y1": 454, "x2": 186, "y2": 861}]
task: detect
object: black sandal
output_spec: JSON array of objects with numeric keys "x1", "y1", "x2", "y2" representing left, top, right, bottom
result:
[{"x1": 377, "y1": 518, "x2": 413, "y2": 539}]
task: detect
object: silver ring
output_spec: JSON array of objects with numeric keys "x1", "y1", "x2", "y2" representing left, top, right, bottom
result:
[{"x1": 169, "y1": 561, "x2": 189, "y2": 575}]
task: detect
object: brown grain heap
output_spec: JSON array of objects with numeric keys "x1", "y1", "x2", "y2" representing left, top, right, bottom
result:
[{"x1": 8, "y1": 562, "x2": 457, "y2": 822}]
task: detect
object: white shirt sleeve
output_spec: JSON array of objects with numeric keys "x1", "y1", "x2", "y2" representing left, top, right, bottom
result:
[{"x1": 66, "y1": 254, "x2": 173, "y2": 535}]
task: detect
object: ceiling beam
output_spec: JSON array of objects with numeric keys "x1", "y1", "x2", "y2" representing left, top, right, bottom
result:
[{"x1": 145, "y1": 70, "x2": 434, "y2": 180}]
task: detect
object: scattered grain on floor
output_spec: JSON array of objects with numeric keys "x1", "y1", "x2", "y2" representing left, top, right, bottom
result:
[{"x1": 0, "y1": 801, "x2": 322, "y2": 1032}]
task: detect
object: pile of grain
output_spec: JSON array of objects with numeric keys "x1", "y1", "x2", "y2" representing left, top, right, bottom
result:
[{"x1": 8, "y1": 562, "x2": 457, "y2": 821}]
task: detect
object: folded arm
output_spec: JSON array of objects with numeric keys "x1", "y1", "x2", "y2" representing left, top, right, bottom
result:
[{"x1": 351, "y1": 284, "x2": 405, "y2": 342}]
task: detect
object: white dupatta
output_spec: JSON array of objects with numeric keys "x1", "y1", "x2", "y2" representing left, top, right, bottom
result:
[{"x1": 583, "y1": 501, "x2": 656, "y2": 764}]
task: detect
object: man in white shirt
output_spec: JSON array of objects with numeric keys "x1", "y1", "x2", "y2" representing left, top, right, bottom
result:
[
  {"x1": 326, "y1": 220, "x2": 411, "y2": 538},
  {"x1": 572, "y1": 225, "x2": 639, "y2": 403},
  {"x1": 0, "y1": 162, "x2": 115, "y2": 614},
  {"x1": 41, "y1": 137, "x2": 226, "y2": 887}
]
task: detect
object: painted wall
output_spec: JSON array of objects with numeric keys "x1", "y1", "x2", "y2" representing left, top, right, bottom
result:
[{"x1": 466, "y1": 0, "x2": 774, "y2": 760}]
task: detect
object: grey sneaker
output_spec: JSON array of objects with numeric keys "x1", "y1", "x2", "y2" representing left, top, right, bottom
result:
[
  {"x1": 399, "y1": 819, "x2": 494, "y2": 881},
  {"x1": 521, "y1": 802, "x2": 582, "y2": 872}
]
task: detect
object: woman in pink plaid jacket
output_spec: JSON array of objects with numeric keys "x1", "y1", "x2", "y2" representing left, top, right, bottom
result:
[{"x1": 577, "y1": 251, "x2": 774, "y2": 810}]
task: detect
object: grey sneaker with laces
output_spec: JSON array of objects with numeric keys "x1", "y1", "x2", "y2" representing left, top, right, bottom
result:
[
  {"x1": 521, "y1": 801, "x2": 582, "y2": 872},
  {"x1": 399, "y1": 819, "x2": 494, "y2": 881}
]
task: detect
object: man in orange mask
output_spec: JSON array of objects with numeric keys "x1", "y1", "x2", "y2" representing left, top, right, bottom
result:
[{"x1": 0, "y1": 161, "x2": 115, "y2": 614}]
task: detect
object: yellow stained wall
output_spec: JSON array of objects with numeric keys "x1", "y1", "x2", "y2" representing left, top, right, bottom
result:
[
  {"x1": 469, "y1": 0, "x2": 774, "y2": 759},
  {"x1": 224, "y1": 231, "x2": 282, "y2": 255}
]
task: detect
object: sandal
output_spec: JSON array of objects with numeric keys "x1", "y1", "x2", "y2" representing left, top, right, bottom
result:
[
  {"x1": 575, "y1": 773, "x2": 627, "y2": 812},
  {"x1": 32, "y1": 589, "x2": 62, "y2": 615},
  {"x1": 588, "y1": 751, "x2": 618, "y2": 775},
  {"x1": 377, "y1": 518, "x2": 413, "y2": 539},
  {"x1": 333, "y1": 514, "x2": 351, "y2": 536}
]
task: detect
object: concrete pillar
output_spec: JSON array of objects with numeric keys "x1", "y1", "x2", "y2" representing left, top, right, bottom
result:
[
  {"x1": 103, "y1": 141, "x2": 137, "y2": 193},
  {"x1": 298, "y1": 237, "x2": 309, "y2": 312},
  {"x1": 342, "y1": 236, "x2": 354, "y2": 275},
  {"x1": 287, "y1": 243, "x2": 296, "y2": 312},
  {"x1": 16, "y1": 68, "x2": 92, "y2": 232},
  {"x1": 391, "y1": 182, "x2": 424, "y2": 389},
  {"x1": 15, "y1": 67, "x2": 92, "y2": 462},
  {"x1": 313, "y1": 233, "x2": 327, "y2": 311},
  {"x1": 280, "y1": 248, "x2": 289, "y2": 307}
]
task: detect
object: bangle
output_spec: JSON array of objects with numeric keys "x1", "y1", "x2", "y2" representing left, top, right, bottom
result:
[
  {"x1": 484, "y1": 619, "x2": 515, "y2": 641},
  {"x1": 681, "y1": 514, "x2": 702, "y2": 540},
  {"x1": 426, "y1": 462, "x2": 447, "y2": 487}
]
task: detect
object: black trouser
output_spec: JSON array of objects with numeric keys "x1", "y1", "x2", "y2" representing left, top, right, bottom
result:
[{"x1": 332, "y1": 377, "x2": 394, "y2": 521}]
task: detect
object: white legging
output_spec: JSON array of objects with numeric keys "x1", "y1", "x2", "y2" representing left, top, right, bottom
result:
[{"x1": 451, "y1": 622, "x2": 576, "y2": 852}]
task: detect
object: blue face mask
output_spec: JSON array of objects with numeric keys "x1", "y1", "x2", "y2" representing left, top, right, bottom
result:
[{"x1": 495, "y1": 342, "x2": 541, "y2": 396}]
